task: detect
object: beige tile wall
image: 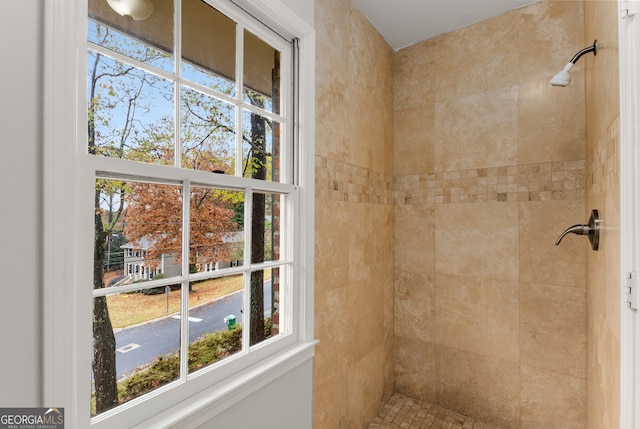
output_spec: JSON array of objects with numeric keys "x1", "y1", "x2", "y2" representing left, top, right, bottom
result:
[
  {"x1": 314, "y1": 0, "x2": 621, "y2": 428},
  {"x1": 394, "y1": 1, "x2": 588, "y2": 427},
  {"x1": 584, "y1": 2, "x2": 621, "y2": 428},
  {"x1": 314, "y1": 0, "x2": 395, "y2": 427}
]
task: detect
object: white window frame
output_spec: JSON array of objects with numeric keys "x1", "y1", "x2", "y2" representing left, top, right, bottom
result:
[
  {"x1": 43, "y1": 1, "x2": 316, "y2": 428},
  {"x1": 620, "y1": 1, "x2": 640, "y2": 428}
]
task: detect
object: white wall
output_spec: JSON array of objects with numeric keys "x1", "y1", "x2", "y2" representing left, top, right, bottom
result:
[
  {"x1": 195, "y1": 360, "x2": 314, "y2": 429},
  {"x1": 279, "y1": 0, "x2": 313, "y2": 26},
  {"x1": 0, "y1": 0, "x2": 42, "y2": 407}
]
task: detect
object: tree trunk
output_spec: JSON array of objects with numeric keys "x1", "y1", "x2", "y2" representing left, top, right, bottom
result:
[
  {"x1": 249, "y1": 99, "x2": 266, "y2": 346},
  {"x1": 93, "y1": 296, "x2": 118, "y2": 412},
  {"x1": 93, "y1": 191, "x2": 118, "y2": 413}
]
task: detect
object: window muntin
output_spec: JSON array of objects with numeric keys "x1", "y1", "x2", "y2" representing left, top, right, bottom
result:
[{"x1": 87, "y1": 0, "x2": 295, "y2": 421}]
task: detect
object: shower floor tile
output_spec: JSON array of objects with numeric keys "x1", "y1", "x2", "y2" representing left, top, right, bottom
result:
[{"x1": 368, "y1": 393, "x2": 489, "y2": 429}]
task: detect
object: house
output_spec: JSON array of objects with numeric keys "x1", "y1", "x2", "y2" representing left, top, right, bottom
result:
[
  {"x1": 119, "y1": 232, "x2": 243, "y2": 284},
  {"x1": 120, "y1": 237, "x2": 173, "y2": 283}
]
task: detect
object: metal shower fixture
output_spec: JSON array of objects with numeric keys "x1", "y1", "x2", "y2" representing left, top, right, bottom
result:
[
  {"x1": 550, "y1": 40, "x2": 598, "y2": 87},
  {"x1": 555, "y1": 209, "x2": 601, "y2": 251}
]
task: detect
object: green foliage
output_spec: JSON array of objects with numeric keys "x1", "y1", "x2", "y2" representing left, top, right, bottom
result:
[
  {"x1": 187, "y1": 327, "x2": 243, "y2": 373},
  {"x1": 138, "y1": 273, "x2": 168, "y2": 295},
  {"x1": 231, "y1": 200, "x2": 245, "y2": 227},
  {"x1": 106, "y1": 319, "x2": 272, "y2": 410},
  {"x1": 116, "y1": 326, "x2": 243, "y2": 406},
  {"x1": 117, "y1": 354, "x2": 179, "y2": 403},
  {"x1": 91, "y1": 318, "x2": 274, "y2": 414}
]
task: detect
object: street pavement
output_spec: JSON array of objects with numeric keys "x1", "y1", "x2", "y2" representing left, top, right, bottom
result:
[{"x1": 114, "y1": 279, "x2": 272, "y2": 380}]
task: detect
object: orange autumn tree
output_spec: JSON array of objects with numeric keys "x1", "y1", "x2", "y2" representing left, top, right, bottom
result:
[{"x1": 123, "y1": 182, "x2": 239, "y2": 274}]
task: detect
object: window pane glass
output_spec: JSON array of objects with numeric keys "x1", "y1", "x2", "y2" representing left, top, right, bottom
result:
[
  {"x1": 84, "y1": 0, "x2": 295, "y2": 419},
  {"x1": 188, "y1": 278, "x2": 244, "y2": 374},
  {"x1": 189, "y1": 187, "x2": 244, "y2": 273},
  {"x1": 242, "y1": 110, "x2": 279, "y2": 181},
  {"x1": 249, "y1": 268, "x2": 281, "y2": 346},
  {"x1": 91, "y1": 286, "x2": 181, "y2": 416},
  {"x1": 88, "y1": 52, "x2": 175, "y2": 163},
  {"x1": 243, "y1": 30, "x2": 280, "y2": 114},
  {"x1": 88, "y1": 0, "x2": 174, "y2": 73},
  {"x1": 251, "y1": 192, "x2": 282, "y2": 263},
  {"x1": 181, "y1": 87, "x2": 236, "y2": 173},
  {"x1": 270, "y1": 266, "x2": 282, "y2": 335},
  {"x1": 94, "y1": 179, "x2": 183, "y2": 286},
  {"x1": 182, "y1": 0, "x2": 236, "y2": 96}
]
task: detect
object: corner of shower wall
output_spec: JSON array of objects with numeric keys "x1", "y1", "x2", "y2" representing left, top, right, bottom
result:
[
  {"x1": 313, "y1": 0, "x2": 396, "y2": 428},
  {"x1": 583, "y1": 1, "x2": 621, "y2": 428},
  {"x1": 393, "y1": 2, "x2": 589, "y2": 427}
]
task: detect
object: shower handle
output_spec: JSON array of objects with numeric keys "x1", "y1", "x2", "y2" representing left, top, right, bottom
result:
[
  {"x1": 554, "y1": 209, "x2": 600, "y2": 251},
  {"x1": 555, "y1": 224, "x2": 591, "y2": 242}
]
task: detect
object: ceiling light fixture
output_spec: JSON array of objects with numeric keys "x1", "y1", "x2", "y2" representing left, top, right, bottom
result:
[{"x1": 105, "y1": 0, "x2": 154, "y2": 21}]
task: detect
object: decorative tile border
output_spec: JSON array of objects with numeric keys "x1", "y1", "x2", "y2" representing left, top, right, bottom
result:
[
  {"x1": 316, "y1": 155, "x2": 585, "y2": 206},
  {"x1": 315, "y1": 156, "x2": 394, "y2": 204},
  {"x1": 394, "y1": 161, "x2": 585, "y2": 205}
]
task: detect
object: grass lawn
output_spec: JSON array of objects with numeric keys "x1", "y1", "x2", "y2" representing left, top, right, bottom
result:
[{"x1": 107, "y1": 275, "x2": 243, "y2": 328}]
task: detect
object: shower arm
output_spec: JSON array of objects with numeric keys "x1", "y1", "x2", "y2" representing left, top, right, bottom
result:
[{"x1": 569, "y1": 40, "x2": 597, "y2": 64}]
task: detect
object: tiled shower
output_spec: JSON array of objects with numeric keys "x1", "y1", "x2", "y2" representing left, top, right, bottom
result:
[{"x1": 313, "y1": 0, "x2": 621, "y2": 428}]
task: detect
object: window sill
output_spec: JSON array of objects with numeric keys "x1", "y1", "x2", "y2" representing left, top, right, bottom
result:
[{"x1": 130, "y1": 339, "x2": 318, "y2": 429}]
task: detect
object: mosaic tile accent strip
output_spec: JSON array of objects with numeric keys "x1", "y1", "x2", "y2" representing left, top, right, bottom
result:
[
  {"x1": 368, "y1": 393, "x2": 489, "y2": 429},
  {"x1": 394, "y1": 161, "x2": 585, "y2": 205},
  {"x1": 315, "y1": 156, "x2": 585, "y2": 206},
  {"x1": 316, "y1": 156, "x2": 394, "y2": 204}
]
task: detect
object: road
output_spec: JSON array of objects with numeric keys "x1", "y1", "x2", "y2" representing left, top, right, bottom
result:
[{"x1": 115, "y1": 279, "x2": 272, "y2": 380}]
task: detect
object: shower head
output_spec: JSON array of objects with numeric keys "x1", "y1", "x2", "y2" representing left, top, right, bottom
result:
[
  {"x1": 550, "y1": 62, "x2": 574, "y2": 87},
  {"x1": 550, "y1": 40, "x2": 597, "y2": 87}
]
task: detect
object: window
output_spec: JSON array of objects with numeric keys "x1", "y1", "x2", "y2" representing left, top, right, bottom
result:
[
  {"x1": 43, "y1": 0, "x2": 315, "y2": 427},
  {"x1": 89, "y1": 0, "x2": 295, "y2": 418}
]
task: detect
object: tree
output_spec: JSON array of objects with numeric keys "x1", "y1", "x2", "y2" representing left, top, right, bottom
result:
[
  {"x1": 123, "y1": 182, "x2": 238, "y2": 275},
  {"x1": 248, "y1": 94, "x2": 267, "y2": 346}
]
